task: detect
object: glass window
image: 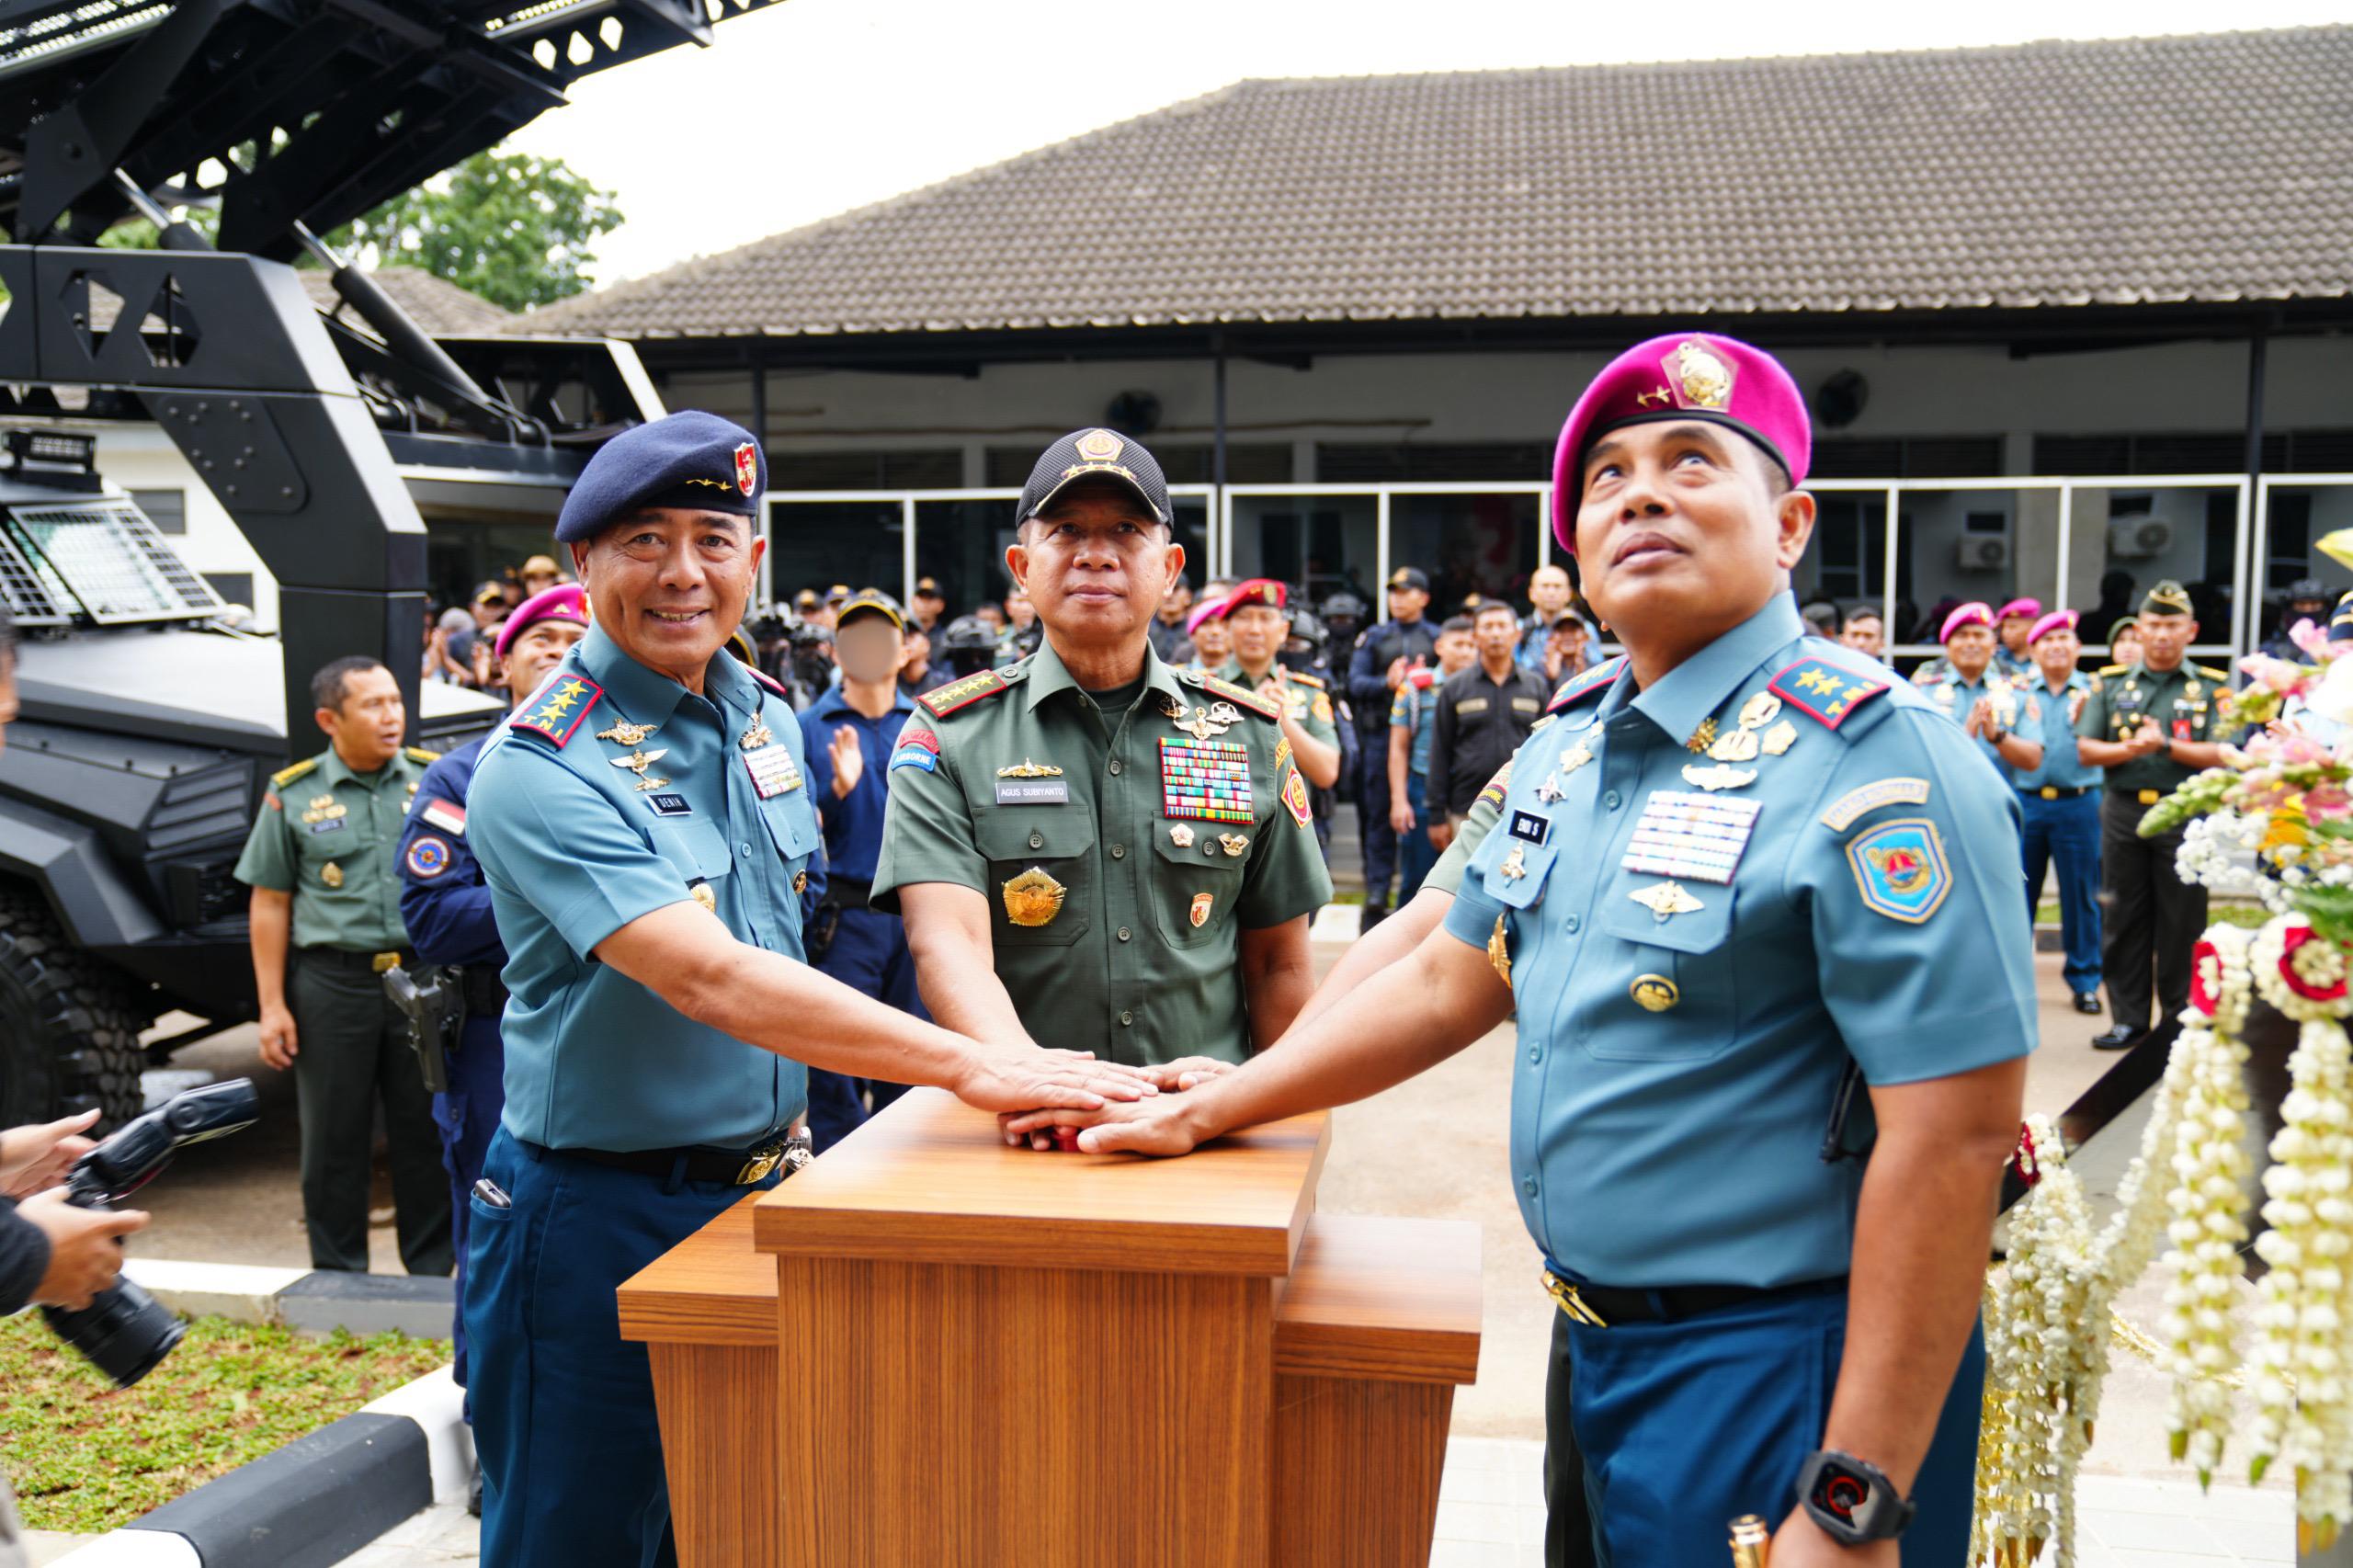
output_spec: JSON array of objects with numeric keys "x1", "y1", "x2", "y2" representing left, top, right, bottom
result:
[
  {"x1": 913, "y1": 498, "x2": 1020, "y2": 626},
  {"x1": 1226, "y1": 494, "x2": 1378, "y2": 606},
  {"x1": 767, "y1": 501, "x2": 903, "y2": 608},
  {"x1": 130, "y1": 487, "x2": 186, "y2": 535},
  {"x1": 1388, "y1": 494, "x2": 1540, "y2": 619}
]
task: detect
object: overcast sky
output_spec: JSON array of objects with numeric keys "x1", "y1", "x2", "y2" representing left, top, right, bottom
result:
[{"x1": 505, "y1": 0, "x2": 2349, "y2": 290}]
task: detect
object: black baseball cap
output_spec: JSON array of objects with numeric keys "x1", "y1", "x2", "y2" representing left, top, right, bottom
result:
[
  {"x1": 1386, "y1": 567, "x2": 1430, "y2": 593},
  {"x1": 1017, "y1": 428, "x2": 1172, "y2": 528},
  {"x1": 913, "y1": 576, "x2": 945, "y2": 598}
]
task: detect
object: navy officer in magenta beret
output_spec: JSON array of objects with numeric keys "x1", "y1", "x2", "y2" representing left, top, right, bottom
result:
[
  {"x1": 460, "y1": 409, "x2": 1155, "y2": 1566},
  {"x1": 1014, "y1": 337, "x2": 2035, "y2": 1566}
]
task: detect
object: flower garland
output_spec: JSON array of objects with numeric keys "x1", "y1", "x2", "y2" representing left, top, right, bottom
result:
[{"x1": 2244, "y1": 915, "x2": 2353, "y2": 1550}]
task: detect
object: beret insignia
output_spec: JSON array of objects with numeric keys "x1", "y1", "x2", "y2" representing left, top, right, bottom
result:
[{"x1": 1768, "y1": 659, "x2": 1888, "y2": 731}]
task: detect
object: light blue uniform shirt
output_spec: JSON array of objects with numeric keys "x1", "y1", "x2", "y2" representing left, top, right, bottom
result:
[
  {"x1": 2011, "y1": 671, "x2": 2102, "y2": 793},
  {"x1": 1918, "y1": 667, "x2": 2032, "y2": 778},
  {"x1": 469, "y1": 623, "x2": 821, "y2": 1153},
  {"x1": 1443, "y1": 597, "x2": 2036, "y2": 1289}
]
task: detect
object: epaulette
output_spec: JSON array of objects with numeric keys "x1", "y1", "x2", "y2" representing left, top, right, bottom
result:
[
  {"x1": 510, "y1": 674, "x2": 602, "y2": 746},
  {"x1": 749, "y1": 666, "x2": 793, "y2": 701},
  {"x1": 1548, "y1": 655, "x2": 1623, "y2": 713},
  {"x1": 917, "y1": 666, "x2": 1019, "y2": 719},
  {"x1": 2097, "y1": 664, "x2": 2129, "y2": 676},
  {"x1": 1768, "y1": 656, "x2": 1890, "y2": 732},
  {"x1": 2193, "y1": 664, "x2": 2233, "y2": 683},
  {"x1": 270, "y1": 756, "x2": 320, "y2": 790},
  {"x1": 1185, "y1": 668, "x2": 1279, "y2": 721},
  {"x1": 404, "y1": 745, "x2": 441, "y2": 765},
  {"x1": 1287, "y1": 670, "x2": 1327, "y2": 690}
]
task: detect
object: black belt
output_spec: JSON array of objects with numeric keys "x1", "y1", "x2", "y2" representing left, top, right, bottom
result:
[
  {"x1": 825, "y1": 876, "x2": 873, "y2": 905},
  {"x1": 2019, "y1": 785, "x2": 2094, "y2": 801},
  {"x1": 521, "y1": 1133, "x2": 807, "y2": 1187},
  {"x1": 299, "y1": 946, "x2": 415, "y2": 974},
  {"x1": 1543, "y1": 1269, "x2": 1847, "y2": 1327}
]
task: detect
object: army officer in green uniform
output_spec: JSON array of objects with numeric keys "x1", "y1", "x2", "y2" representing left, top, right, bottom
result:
[
  {"x1": 877, "y1": 429, "x2": 1332, "y2": 1107},
  {"x1": 2074, "y1": 579, "x2": 2231, "y2": 1050},
  {"x1": 1212, "y1": 576, "x2": 1343, "y2": 793},
  {"x1": 235, "y1": 656, "x2": 451, "y2": 1275}
]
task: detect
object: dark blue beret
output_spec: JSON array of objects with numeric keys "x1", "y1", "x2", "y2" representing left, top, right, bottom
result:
[{"x1": 554, "y1": 410, "x2": 767, "y2": 544}]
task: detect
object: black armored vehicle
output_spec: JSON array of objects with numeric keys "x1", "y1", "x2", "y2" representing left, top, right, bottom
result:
[
  {"x1": 0, "y1": 431, "x2": 502, "y2": 1126},
  {"x1": 0, "y1": 0, "x2": 788, "y2": 1124}
]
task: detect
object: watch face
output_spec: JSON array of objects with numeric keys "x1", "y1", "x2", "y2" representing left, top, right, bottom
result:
[{"x1": 1813, "y1": 1461, "x2": 1870, "y2": 1523}]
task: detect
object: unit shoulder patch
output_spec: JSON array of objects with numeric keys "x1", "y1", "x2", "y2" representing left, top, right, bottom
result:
[
  {"x1": 1845, "y1": 818, "x2": 1952, "y2": 924},
  {"x1": 511, "y1": 675, "x2": 603, "y2": 746},
  {"x1": 1549, "y1": 656, "x2": 1624, "y2": 713},
  {"x1": 270, "y1": 756, "x2": 321, "y2": 790},
  {"x1": 918, "y1": 668, "x2": 1013, "y2": 719},
  {"x1": 1768, "y1": 658, "x2": 1890, "y2": 732},
  {"x1": 1475, "y1": 760, "x2": 1514, "y2": 812}
]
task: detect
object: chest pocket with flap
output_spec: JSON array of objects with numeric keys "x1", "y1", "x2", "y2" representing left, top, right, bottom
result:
[
  {"x1": 1147, "y1": 821, "x2": 1247, "y2": 947},
  {"x1": 1591, "y1": 881, "x2": 1737, "y2": 1063},
  {"x1": 974, "y1": 810, "x2": 1097, "y2": 947}
]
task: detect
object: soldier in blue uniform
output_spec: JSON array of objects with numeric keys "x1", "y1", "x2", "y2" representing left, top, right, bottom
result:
[
  {"x1": 2012, "y1": 608, "x2": 2106, "y2": 1015},
  {"x1": 460, "y1": 411, "x2": 1155, "y2": 1567},
  {"x1": 1021, "y1": 335, "x2": 2034, "y2": 1567},
  {"x1": 796, "y1": 586, "x2": 928, "y2": 1148},
  {"x1": 393, "y1": 581, "x2": 586, "y2": 1472},
  {"x1": 1914, "y1": 601, "x2": 2044, "y2": 778}
]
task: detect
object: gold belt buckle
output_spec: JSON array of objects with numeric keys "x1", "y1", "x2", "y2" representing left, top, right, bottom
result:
[
  {"x1": 2139, "y1": 789, "x2": 2161, "y2": 806},
  {"x1": 2040, "y1": 786, "x2": 2059, "y2": 801},
  {"x1": 734, "y1": 1143, "x2": 783, "y2": 1185},
  {"x1": 372, "y1": 951, "x2": 401, "y2": 973},
  {"x1": 1542, "y1": 1269, "x2": 1608, "y2": 1328}
]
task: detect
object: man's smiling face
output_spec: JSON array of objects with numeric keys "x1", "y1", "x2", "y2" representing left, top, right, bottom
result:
[{"x1": 572, "y1": 507, "x2": 762, "y2": 682}]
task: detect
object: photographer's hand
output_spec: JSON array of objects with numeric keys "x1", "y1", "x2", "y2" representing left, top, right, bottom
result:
[
  {"x1": 18, "y1": 1187, "x2": 149, "y2": 1311},
  {"x1": 0, "y1": 1108, "x2": 99, "y2": 1199}
]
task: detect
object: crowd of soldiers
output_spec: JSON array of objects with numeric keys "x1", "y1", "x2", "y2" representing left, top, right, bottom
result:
[{"x1": 150, "y1": 323, "x2": 2348, "y2": 1568}]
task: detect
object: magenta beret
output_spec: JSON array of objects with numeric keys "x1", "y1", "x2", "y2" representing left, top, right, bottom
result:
[
  {"x1": 1938, "y1": 602, "x2": 1995, "y2": 643},
  {"x1": 2028, "y1": 608, "x2": 2079, "y2": 644},
  {"x1": 494, "y1": 583, "x2": 587, "y2": 661}
]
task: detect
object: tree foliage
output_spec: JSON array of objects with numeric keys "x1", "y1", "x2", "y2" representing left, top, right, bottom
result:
[{"x1": 322, "y1": 150, "x2": 622, "y2": 312}]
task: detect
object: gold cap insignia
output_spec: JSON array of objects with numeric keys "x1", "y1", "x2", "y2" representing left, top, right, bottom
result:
[
  {"x1": 1668, "y1": 340, "x2": 1735, "y2": 411},
  {"x1": 996, "y1": 758, "x2": 1065, "y2": 778},
  {"x1": 1629, "y1": 881, "x2": 1703, "y2": 919},
  {"x1": 1075, "y1": 428, "x2": 1125, "y2": 461},
  {"x1": 1630, "y1": 974, "x2": 1680, "y2": 1013},
  {"x1": 1189, "y1": 892, "x2": 1215, "y2": 928},
  {"x1": 1003, "y1": 867, "x2": 1067, "y2": 928}
]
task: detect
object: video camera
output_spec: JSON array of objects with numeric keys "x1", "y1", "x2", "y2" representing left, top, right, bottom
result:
[{"x1": 41, "y1": 1079, "x2": 260, "y2": 1387}]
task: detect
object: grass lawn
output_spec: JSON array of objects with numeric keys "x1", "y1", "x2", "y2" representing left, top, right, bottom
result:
[
  {"x1": 2036, "y1": 899, "x2": 2268, "y2": 930},
  {"x1": 0, "y1": 1312, "x2": 449, "y2": 1533}
]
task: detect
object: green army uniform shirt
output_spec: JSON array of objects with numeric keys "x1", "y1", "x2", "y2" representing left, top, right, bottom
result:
[
  {"x1": 1215, "y1": 660, "x2": 1342, "y2": 756},
  {"x1": 1423, "y1": 660, "x2": 1611, "y2": 896},
  {"x1": 233, "y1": 745, "x2": 438, "y2": 951},
  {"x1": 2072, "y1": 658, "x2": 2231, "y2": 801},
  {"x1": 874, "y1": 640, "x2": 1333, "y2": 1067}
]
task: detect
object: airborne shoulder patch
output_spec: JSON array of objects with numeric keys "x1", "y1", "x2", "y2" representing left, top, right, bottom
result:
[
  {"x1": 1549, "y1": 655, "x2": 1624, "y2": 713},
  {"x1": 270, "y1": 756, "x2": 321, "y2": 790},
  {"x1": 1475, "y1": 760, "x2": 1514, "y2": 812},
  {"x1": 918, "y1": 669, "x2": 1011, "y2": 719},
  {"x1": 1768, "y1": 658, "x2": 1889, "y2": 731},
  {"x1": 511, "y1": 675, "x2": 603, "y2": 746}
]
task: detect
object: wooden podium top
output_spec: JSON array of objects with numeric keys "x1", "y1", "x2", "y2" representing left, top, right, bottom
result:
[{"x1": 750, "y1": 1088, "x2": 1330, "y2": 1278}]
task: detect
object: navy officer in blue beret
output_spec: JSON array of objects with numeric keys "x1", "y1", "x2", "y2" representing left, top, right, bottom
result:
[{"x1": 460, "y1": 409, "x2": 1156, "y2": 1566}]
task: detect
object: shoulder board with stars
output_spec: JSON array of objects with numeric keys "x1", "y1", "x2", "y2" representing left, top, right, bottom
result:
[
  {"x1": 270, "y1": 756, "x2": 321, "y2": 790},
  {"x1": 2097, "y1": 664, "x2": 2130, "y2": 676},
  {"x1": 404, "y1": 745, "x2": 441, "y2": 766},
  {"x1": 1548, "y1": 655, "x2": 1623, "y2": 713},
  {"x1": 510, "y1": 675, "x2": 603, "y2": 746},
  {"x1": 918, "y1": 668, "x2": 1015, "y2": 718},
  {"x1": 1188, "y1": 670, "x2": 1279, "y2": 721},
  {"x1": 2193, "y1": 663, "x2": 2233, "y2": 683},
  {"x1": 1287, "y1": 669, "x2": 1327, "y2": 690},
  {"x1": 1767, "y1": 658, "x2": 1890, "y2": 732},
  {"x1": 749, "y1": 666, "x2": 794, "y2": 702}
]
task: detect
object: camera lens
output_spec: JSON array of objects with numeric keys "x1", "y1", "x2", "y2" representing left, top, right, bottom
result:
[{"x1": 42, "y1": 1275, "x2": 188, "y2": 1389}]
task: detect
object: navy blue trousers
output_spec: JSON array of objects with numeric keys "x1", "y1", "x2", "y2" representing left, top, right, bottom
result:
[
  {"x1": 804, "y1": 904, "x2": 928, "y2": 1151},
  {"x1": 1359, "y1": 763, "x2": 1399, "y2": 912},
  {"x1": 1396, "y1": 770, "x2": 1438, "y2": 901},
  {"x1": 1561, "y1": 1287, "x2": 1984, "y2": 1566},
  {"x1": 2020, "y1": 790, "x2": 2103, "y2": 998},
  {"x1": 432, "y1": 1015, "x2": 505, "y2": 1405},
  {"x1": 465, "y1": 1131, "x2": 783, "y2": 1568}
]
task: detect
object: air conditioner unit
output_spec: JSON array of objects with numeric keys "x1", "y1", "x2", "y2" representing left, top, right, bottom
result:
[
  {"x1": 1954, "y1": 535, "x2": 2010, "y2": 571},
  {"x1": 2108, "y1": 516, "x2": 2172, "y2": 559}
]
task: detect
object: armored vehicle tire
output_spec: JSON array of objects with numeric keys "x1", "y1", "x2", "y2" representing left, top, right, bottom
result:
[{"x1": 0, "y1": 885, "x2": 148, "y2": 1131}]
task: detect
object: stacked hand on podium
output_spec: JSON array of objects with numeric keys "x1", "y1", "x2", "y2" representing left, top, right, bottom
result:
[{"x1": 999, "y1": 1055, "x2": 1236, "y2": 1150}]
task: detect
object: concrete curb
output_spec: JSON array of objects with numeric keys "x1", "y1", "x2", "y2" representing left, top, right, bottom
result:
[
  {"x1": 47, "y1": 1367, "x2": 471, "y2": 1568},
  {"x1": 123, "y1": 1259, "x2": 452, "y2": 1341}
]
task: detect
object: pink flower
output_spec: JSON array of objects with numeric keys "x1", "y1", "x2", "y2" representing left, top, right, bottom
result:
[
  {"x1": 2189, "y1": 939, "x2": 2222, "y2": 1017},
  {"x1": 2238, "y1": 653, "x2": 2310, "y2": 696},
  {"x1": 2292, "y1": 618, "x2": 2333, "y2": 660},
  {"x1": 2309, "y1": 785, "x2": 2353, "y2": 821}
]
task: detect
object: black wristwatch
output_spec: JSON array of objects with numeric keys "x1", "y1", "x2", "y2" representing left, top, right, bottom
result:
[{"x1": 1795, "y1": 1449, "x2": 1914, "y2": 1544}]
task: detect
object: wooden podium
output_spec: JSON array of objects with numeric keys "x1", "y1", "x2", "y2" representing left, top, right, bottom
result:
[{"x1": 619, "y1": 1087, "x2": 1481, "y2": 1567}]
